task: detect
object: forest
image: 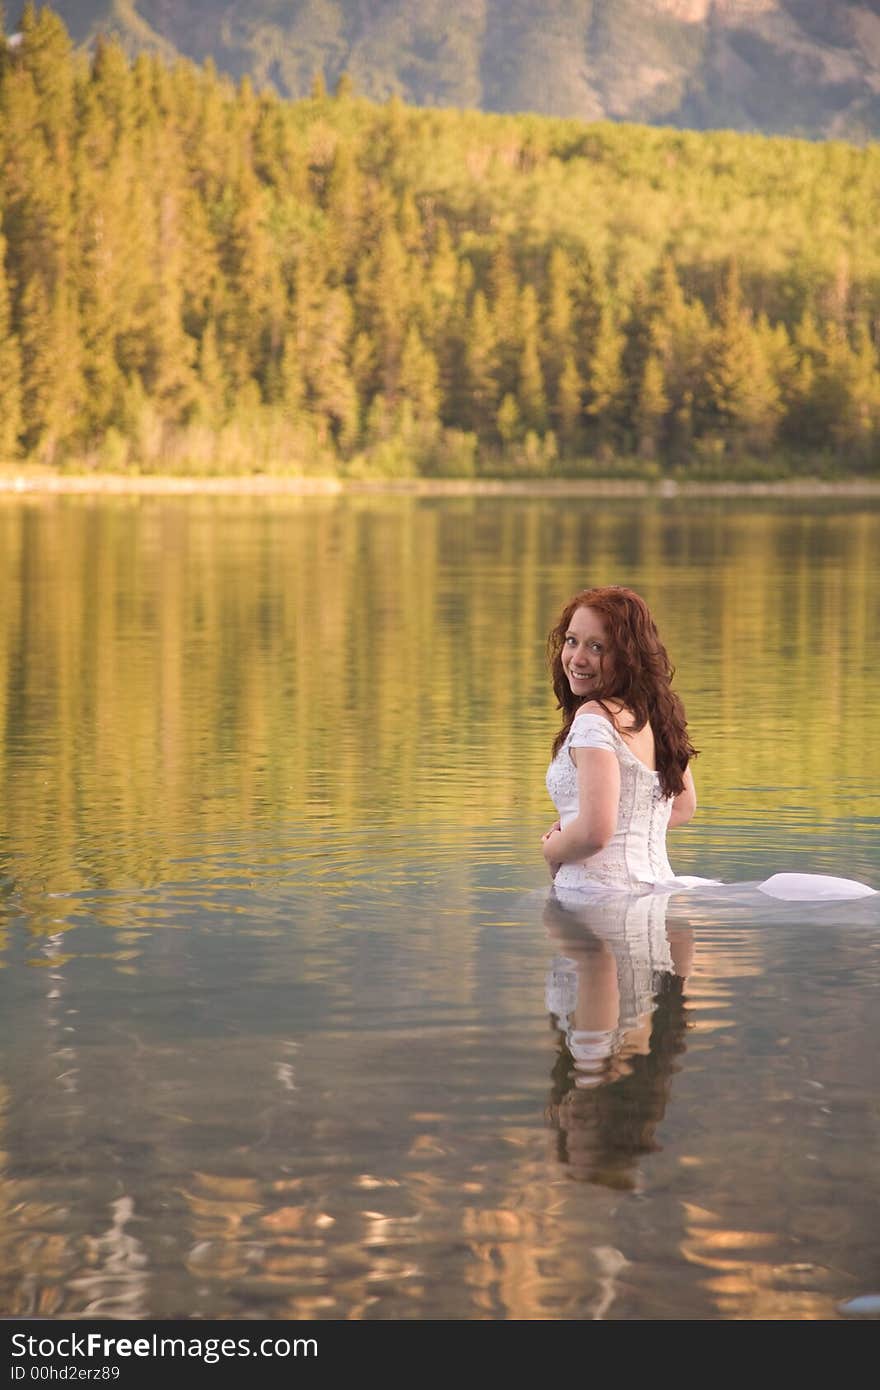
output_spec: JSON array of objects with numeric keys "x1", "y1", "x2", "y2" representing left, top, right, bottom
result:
[{"x1": 2, "y1": 4, "x2": 880, "y2": 480}]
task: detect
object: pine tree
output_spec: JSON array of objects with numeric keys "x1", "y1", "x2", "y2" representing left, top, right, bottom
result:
[
  {"x1": 73, "y1": 80, "x2": 146, "y2": 438},
  {"x1": 517, "y1": 284, "x2": 546, "y2": 432},
  {"x1": 497, "y1": 393, "x2": 521, "y2": 447},
  {"x1": 546, "y1": 247, "x2": 574, "y2": 347},
  {"x1": 325, "y1": 141, "x2": 364, "y2": 273},
  {"x1": 18, "y1": 272, "x2": 82, "y2": 461},
  {"x1": 651, "y1": 260, "x2": 712, "y2": 458},
  {"x1": 334, "y1": 71, "x2": 355, "y2": 101},
  {"x1": 1, "y1": 45, "x2": 67, "y2": 297},
  {"x1": 0, "y1": 233, "x2": 22, "y2": 457},
  {"x1": 304, "y1": 287, "x2": 358, "y2": 451},
  {"x1": 356, "y1": 214, "x2": 409, "y2": 399},
  {"x1": 399, "y1": 324, "x2": 440, "y2": 426},
  {"x1": 133, "y1": 160, "x2": 196, "y2": 418},
  {"x1": 278, "y1": 326, "x2": 304, "y2": 418},
  {"x1": 423, "y1": 221, "x2": 460, "y2": 405},
  {"x1": 397, "y1": 190, "x2": 422, "y2": 256},
  {"x1": 571, "y1": 249, "x2": 604, "y2": 387},
  {"x1": 91, "y1": 33, "x2": 135, "y2": 148},
  {"x1": 812, "y1": 318, "x2": 880, "y2": 461},
  {"x1": 555, "y1": 353, "x2": 583, "y2": 452},
  {"x1": 463, "y1": 290, "x2": 498, "y2": 435},
  {"x1": 490, "y1": 241, "x2": 521, "y2": 401},
  {"x1": 17, "y1": 2, "x2": 74, "y2": 146},
  {"x1": 544, "y1": 246, "x2": 575, "y2": 404},
  {"x1": 221, "y1": 158, "x2": 284, "y2": 397},
  {"x1": 620, "y1": 280, "x2": 653, "y2": 430},
  {"x1": 195, "y1": 319, "x2": 228, "y2": 425},
  {"x1": 634, "y1": 353, "x2": 669, "y2": 459},
  {"x1": 585, "y1": 304, "x2": 625, "y2": 446},
  {"x1": 426, "y1": 221, "x2": 458, "y2": 321},
  {"x1": 843, "y1": 320, "x2": 880, "y2": 460},
  {"x1": 705, "y1": 262, "x2": 782, "y2": 453}
]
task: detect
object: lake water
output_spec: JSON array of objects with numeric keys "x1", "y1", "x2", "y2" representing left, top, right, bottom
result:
[{"x1": 0, "y1": 493, "x2": 878, "y2": 1321}]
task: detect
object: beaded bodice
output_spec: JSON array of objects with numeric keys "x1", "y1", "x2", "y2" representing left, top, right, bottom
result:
[{"x1": 546, "y1": 711, "x2": 675, "y2": 891}]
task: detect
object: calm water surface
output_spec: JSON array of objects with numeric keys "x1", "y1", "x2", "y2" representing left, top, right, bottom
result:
[{"x1": 0, "y1": 495, "x2": 878, "y2": 1320}]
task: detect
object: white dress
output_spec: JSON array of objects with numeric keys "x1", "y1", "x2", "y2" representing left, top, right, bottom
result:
[{"x1": 546, "y1": 710, "x2": 876, "y2": 902}]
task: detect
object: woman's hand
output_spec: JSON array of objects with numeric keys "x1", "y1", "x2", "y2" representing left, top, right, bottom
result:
[{"x1": 542, "y1": 823, "x2": 562, "y2": 879}]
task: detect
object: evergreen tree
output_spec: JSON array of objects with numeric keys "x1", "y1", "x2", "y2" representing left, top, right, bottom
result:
[
  {"x1": 570, "y1": 250, "x2": 604, "y2": 388},
  {"x1": 195, "y1": 318, "x2": 229, "y2": 424},
  {"x1": 462, "y1": 290, "x2": 498, "y2": 435},
  {"x1": 544, "y1": 245, "x2": 575, "y2": 406},
  {"x1": 497, "y1": 392, "x2": 521, "y2": 447},
  {"x1": 620, "y1": 280, "x2": 653, "y2": 433},
  {"x1": 17, "y1": 2, "x2": 74, "y2": 145},
  {"x1": 490, "y1": 241, "x2": 521, "y2": 401},
  {"x1": 651, "y1": 260, "x2": 712, "y2": 458},
  {"x1": 812, "y1": 319, "x2": 880, "y2": 461},
  {"x1": 304, "y1": 287, "x2": 358, "y2": 451},
  {"x1": 91, "y1": 33, "x2": 135, "y2": 147},
  {"x1": 0, "y1": 233, "x2": 22, "y2": 457},
  {"x1": 278, "y1": 324, "x2": 304, "y2": 418},
  {"x1": 18, "y1": 272, "x2": 82, "y2": 460},
  {"x1": 325, "y1": 140, "x2": 364, "y2": 273},
  {"x1": 423, "y1": 221, "x2": 460, "y2": 407},
  {"x1": 357, "y1": 213, "x2": 410, "y2": 399},
  {"x1": 0, "y1": 48, "x2": 68, "y2": 297},
  {"x1": 517, "y1": 284, "x2": 546, "y2": 432},
  {"x1": 555, "y1": 352, "x2": 584, "y2": 452},
  {"x1": 585, "y1": 303, "x2": 625, "y2": 446},
  {"x1": 399, "y1": 323, "x2": 440, "y2": 426},
  {"x1": 704, "y1": 262, "x2": 782, "y2": 452},
  {"x1": 334, "y1": 71, "x2": 354, "y2": 101},
  {"x1": 634, "y1": 352, "x2": 669, "y2": 460}
]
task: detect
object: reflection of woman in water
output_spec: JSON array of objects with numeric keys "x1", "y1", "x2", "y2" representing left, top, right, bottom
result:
[
  {"x1": 544, "y1": 890, "x2": 692, "y2": 1189},
  {"x1": 541, "y1": 585, "x2": 875, "y2": 901}
]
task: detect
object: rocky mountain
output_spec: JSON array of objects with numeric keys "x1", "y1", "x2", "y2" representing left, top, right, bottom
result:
[{"x1": 25, "y1": 0, "x2": 880, "y2": 137}]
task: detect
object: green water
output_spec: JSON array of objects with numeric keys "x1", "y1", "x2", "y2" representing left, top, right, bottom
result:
[{"x1": 0, "y1": 494, "x2": 878, "y2": 1319}]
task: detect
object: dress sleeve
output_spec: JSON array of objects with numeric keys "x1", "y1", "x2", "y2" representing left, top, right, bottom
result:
[{"x1": 567, "y1": 713, "x2": 618, "y2": 752}]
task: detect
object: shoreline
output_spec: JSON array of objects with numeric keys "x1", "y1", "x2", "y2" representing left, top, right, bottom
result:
[{"x1": 1, "y1": 471, "x2": 880, "y2": 499}]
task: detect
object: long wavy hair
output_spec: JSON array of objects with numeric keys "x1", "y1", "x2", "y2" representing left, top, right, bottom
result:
[{"x1": 548, "y1": 586, "x2": 697, "y2": 797}]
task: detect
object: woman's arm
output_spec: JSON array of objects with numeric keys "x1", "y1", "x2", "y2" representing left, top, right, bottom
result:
[
  {"x1": 668, "y1": 766, "x2": 697, "y2": 828},
  {"x1": 542, "y1": 748, "x2": 620, "y2": 870}
]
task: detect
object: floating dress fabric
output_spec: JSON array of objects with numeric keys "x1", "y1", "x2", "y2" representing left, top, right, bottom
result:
[{"x1": 546, "y1": 710, "x2": 876, "y2": 902}]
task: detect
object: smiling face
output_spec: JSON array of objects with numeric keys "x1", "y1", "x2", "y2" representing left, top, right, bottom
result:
[{"x1": 561, "y1": 605, "x2": 610, "y2": 697}]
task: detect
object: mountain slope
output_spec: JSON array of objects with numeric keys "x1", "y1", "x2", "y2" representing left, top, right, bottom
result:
[{"x1": 26, "y1": 0, "x2": 880, "y2": 137}]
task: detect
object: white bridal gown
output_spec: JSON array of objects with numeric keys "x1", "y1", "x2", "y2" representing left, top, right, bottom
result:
[{"x1": 546, "y1": 711, "x2": 877, "y2": 903}]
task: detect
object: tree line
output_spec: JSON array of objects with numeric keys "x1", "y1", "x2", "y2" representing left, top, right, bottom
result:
[{"x1": 1, "y1": 5, "x2": 879, "y2": 478}]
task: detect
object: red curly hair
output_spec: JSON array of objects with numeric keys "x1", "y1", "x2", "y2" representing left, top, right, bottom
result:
[{"x1": 548, "y1": 586, "x2": 697, "y2": 798}]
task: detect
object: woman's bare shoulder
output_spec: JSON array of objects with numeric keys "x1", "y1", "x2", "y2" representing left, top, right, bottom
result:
[
  {"x1": 573, "y1": 700, "x2": 636, "y2": 728},
  {"x1": 572, "y1": 700, "x2": 615, "y2": 723}
]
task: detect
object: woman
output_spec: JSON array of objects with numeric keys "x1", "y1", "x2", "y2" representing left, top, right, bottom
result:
[
  {"x1": 542, "y1": 586, "x2": 706, "y2": 894},
  {"x1": 541, "y1": 586, "x2": 875, "y2": 900}
]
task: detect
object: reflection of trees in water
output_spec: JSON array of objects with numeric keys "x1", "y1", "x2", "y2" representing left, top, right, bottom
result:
[{"x1": 547, "y1": 973, "x2": 691, "y2": 1191}]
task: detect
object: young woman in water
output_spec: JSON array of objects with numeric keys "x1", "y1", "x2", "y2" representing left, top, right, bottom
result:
[
  {"x1": 542, "y1": 586, "x2": 704, "y2": 893},
  {"x1": 541, "y1": 585, "x2": 876, "y2": 901}
]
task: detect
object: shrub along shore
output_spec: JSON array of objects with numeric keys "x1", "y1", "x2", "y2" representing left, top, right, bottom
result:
[{"x1": 2, "y1": 470, "x2": 879, "y2": 500}]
